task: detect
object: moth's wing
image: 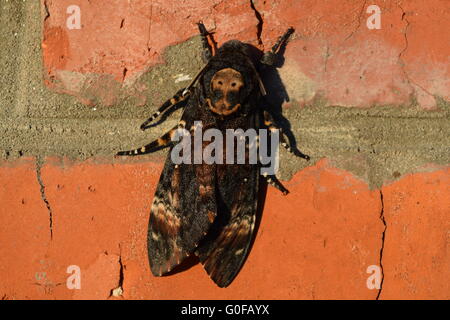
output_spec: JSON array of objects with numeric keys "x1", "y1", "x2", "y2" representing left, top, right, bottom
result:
[
  {"x1": 196, "y1": 162, "x2": 259, "y2": 287},
  {"x1": 196, "y1": 108, "x2": 263, "y2": 287},
  {"x1": 147, "y1": 112, "x2": 217, "y2": 276}
]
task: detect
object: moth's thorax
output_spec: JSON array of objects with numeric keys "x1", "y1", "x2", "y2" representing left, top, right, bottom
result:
[{"x1": 206, "y1": 68, "x2": 244, "y2": 116}]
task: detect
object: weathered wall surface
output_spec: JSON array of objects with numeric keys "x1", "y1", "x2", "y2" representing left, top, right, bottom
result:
[{"x1": 0, "y1": 0, "x2": 448, "y2": 299}]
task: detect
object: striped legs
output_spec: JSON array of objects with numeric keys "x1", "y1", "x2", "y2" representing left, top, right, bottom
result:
[
  {"x1": 263, "y1": 111, "x2": 310, "y2": 160},
  {"x1": 140, "y1": 88, "x2": 189, "y2": 131},
  {"x1": 262, "y1": 172, "x2": 289, "y2": 195},
  {"x1": 117, "y1": 121, "x2": 186, "y2": 156},
  {"x1": 261, "y1": 110, "x2": 310, "y2": 195},
  {"x1": 139, "y1": 21, "x2": 215, "y2": 131}
]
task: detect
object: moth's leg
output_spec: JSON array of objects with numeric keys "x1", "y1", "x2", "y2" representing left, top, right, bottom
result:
[
  {"x1": 253, "y1": 114, "x2": 289, "y2": 195},
  {"x1": 197, "y1": 21, "x2": 216, "y2": 62},
  {"x1": 271, "y1": 27, "x2": 295, "y2": 54},
  {"x1": 263, "y1": 110, "x2": 310, "y2": 160},
  {"x1": 263, "y1": 173, "x2": 289, "y2": 195},
  {"x1": 117, "y1": 121, "x2": 186, "y2": 156},
  {"x1": 260, "y1": 27, "x2": 294, "y2": 66},
  {"x1": 140, "y1": 88, "x2": 189, "y2": 131}
]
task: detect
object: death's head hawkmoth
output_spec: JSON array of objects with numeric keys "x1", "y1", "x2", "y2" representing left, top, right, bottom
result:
[{"x1": 117, "y1": 23, "x2": 309, "y2": 287}]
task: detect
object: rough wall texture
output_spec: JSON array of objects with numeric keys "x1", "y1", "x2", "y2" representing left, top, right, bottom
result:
[{"x1": 0, "y1": 0, "x2": 448, "y2": 299}]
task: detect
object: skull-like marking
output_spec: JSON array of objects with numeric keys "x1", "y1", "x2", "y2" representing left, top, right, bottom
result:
[{"x1": 206, "y1": 68, "x2": 244, "y2": 116}]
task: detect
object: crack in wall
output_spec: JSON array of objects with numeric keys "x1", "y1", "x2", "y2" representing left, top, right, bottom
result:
[
  {"x1": 43, "y1": 0, "x2": 50, "y2": 22},
  {"x1": 118, "y1": 254, "x2": 124, "y2": 291},
  {"x1": 376, "y1": 190, "x2": 386, "y2": 300},
  {"x1": 398, "y1": 5, "x2": 434, "y2": 99},
  {"x1": 344, "y1": 0, "x2": 368, "y2": 41},
  {"x1": 35, "y1": 157, "x2": 53, "y2": 240},
  {"x1": 109, "y1": 247, "x2": 125, "y2": 298},
  {"x1": 398, "y1": 7, "x2": 409, "y2": 59},
  {"x1": 323, "y1": 43, "x2": 330, "y2": 74},
  {"x1": 250, "y1": 0, "x2": 264, "y2": 47},
  {"x1": 146, "y1": 0, "x2": 153, "y2": 53}
]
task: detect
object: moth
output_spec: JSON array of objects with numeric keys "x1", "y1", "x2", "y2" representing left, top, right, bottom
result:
[{"x1": 117, "y1": 23, "x2": 309, "y2": 287}]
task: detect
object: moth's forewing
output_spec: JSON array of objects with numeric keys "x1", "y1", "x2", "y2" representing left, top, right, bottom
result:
[{"x1": 147, "y1": 95, "x2": 218, "y2": 276}]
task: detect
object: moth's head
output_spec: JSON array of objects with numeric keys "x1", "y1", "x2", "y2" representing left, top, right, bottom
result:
[
  {"x1": 203, "y1": 41, "x2": 260, "y2": 116},
  {"x1": 206, "y1": 67, "x2": 245, "y2": 116}
]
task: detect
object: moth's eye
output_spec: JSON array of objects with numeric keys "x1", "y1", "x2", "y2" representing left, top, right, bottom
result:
[
  {"x1": 218, "y1": 81, "x2": 223, "y2": 85},
  {"x1": 231, "y1": 82, "x2": 236, "y2": 87}
]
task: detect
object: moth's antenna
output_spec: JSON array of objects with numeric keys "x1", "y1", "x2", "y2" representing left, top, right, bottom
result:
[
  {"x1": 255, "y1": 71, "x2": 267, "y2": 96},
  {"x1": 247, "y1": 60, "x2": 267, "y2": 96}
]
